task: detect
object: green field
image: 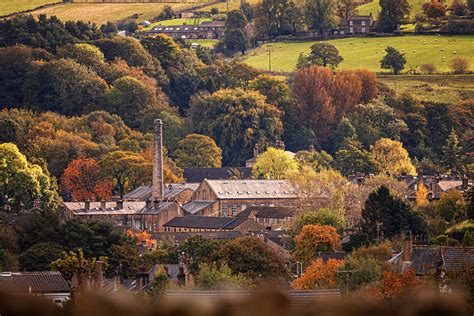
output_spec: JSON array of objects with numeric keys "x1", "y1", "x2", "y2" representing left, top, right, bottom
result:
[
  {"x1": 31, "y1": 2, "x2": 194, "y2": 25},
  {"x1": 187, "y1": 38, "x2": 218, "y2": 47},
  {"x1": 0, "y1": 0, "x2": 59, "y2": 16},
  {"x1": 357, "y1": 0, "x2": 454, "y2": 20},
  {"x1": 244, "y1": 35, "x2": 474, "y2": 73},
  {"x1": 378, "y1": 74, "x2": 474, "y2": 103}
]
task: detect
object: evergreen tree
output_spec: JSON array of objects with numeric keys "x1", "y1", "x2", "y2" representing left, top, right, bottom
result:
[
  {"x1": 380, "y1": 46, "x2": 407, "y2": 74},
  {"x1": 442, "y1": 128, "x2": 462, "y2": 171}
]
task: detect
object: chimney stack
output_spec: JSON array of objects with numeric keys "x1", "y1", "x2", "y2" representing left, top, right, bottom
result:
[
  {"x1": 95, "y1": 261, "x2": 105, "y2": 288},
  {"x1": 85, "y1": 200, "x2": 91, "y2": 210},
  {"x1": 462, "y1": 175, "x2": 469, "y2": 190},
  {"x1": 403, "y1": 231, "x2": 413, "y2": 262},
  {"x1": 153, "y1": 119, "x2": 164, "y2": 202},
  {"x1": 253, "y1": 144, "x2": 259, "y2": 159}
]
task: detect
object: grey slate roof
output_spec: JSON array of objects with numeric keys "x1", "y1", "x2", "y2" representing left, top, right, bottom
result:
[
  {"x1": 205, "y1": 179, "x2": 297, "y2": 200},
  {"x1": 411, "y1": 246, "x2": 438, "y2": 275},
  {"x1": 152, "y1": 231, "x2": 243, "y2": 242},
  {"x1": 316, "y1": 252, "x2": 348, "y2": 262},
  {"x1": 182, "y1": 200, "x2": 217, "y2": 215},
  {"x1": 124, "y1": 183, "x2": 198, "y2": 201},
  {"x1": 183, "y1": 167, "x2": 252, "y2": 183},
  {"x1": 0, "y1": 272, "x2": 70, "y2": 293},
  {"x1": 163, "y1": 216, "x2": 250, "y2": 230}
]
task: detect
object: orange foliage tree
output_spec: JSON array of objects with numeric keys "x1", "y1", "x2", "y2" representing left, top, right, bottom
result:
[
  {"x1": 292, "y1": 66, "x2": 377, "y2": 144},
  {"x1": 291, "y1": 258, "x2": 343, "y2": 290},
  {"x1": 126, "y1": 229, "x2": 157, "y2": 249},
  {"x1": 294, "y1": 224, "x2": 340, "y2": 263},
  {"x1": 60, "y1": 158, "x2": 112, "y2": 201},
  {"x1": 370, "y1": 269, "x2": 421, "y2": 299}
]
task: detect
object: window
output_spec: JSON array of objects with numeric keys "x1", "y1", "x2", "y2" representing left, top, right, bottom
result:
[
  {"x1": 222, "y1": 205, "x2": 228, "y2": 217},
  {"x1": 350, "y1": 27, "x2": 354, "y2": 33},
  {"x1": 361, "y1": 21, "x2": 366, "y2": 26},
  {"x1": 241, "y1": 204, "x2": 247, "y2": 210},
  {"x1": 349, "y1": 21, "x2": 353, "y2": 26},
  {"x1": 232, "y1": 204, "x2": 237, "y2": 216},
  {"x1": 362, "y1": 27, "x2": 366, "y2": 33}
]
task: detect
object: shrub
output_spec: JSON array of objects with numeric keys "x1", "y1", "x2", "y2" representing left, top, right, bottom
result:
[
  {"x1": 440, "y1": 19, "x2": 474, "y2": 34},
  {"x1": 450, "y1": 57, "x2": 470, "y2": 74},
  {"x1": 420, "y1": 63, "x2": 437, "y2": 74}
]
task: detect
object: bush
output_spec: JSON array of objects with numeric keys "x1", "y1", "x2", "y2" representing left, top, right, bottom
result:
[
  {"x1": 420, "y1": 63, "x2": 437, "y2": 74},
  {"x1": 440, "y1": 19, "x2": 474, "y2": 34},
  {"x1": 450, "y1": 57, "x2": 470, "y2": 74}
]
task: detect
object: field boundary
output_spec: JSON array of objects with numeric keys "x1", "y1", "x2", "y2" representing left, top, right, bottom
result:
[{"x1": 0, "y1": 1, "x2": 65, "y2": 19}]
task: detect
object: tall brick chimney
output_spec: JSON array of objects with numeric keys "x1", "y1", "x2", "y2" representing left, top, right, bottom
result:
[{"x1": 152, "y1": 119, "x2": 164, "y2": 202}]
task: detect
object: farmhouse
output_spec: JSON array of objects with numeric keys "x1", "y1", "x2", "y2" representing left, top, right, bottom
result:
[{"x1": 338, "y1": 14, "x2": 374, "y2": 35}]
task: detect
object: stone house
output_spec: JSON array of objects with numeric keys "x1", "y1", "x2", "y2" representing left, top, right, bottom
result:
[
  {"x1": 190, "y1": 179, "x2": 298, "y2": 217},
  {"x1": 237, "y1": 206, "x2": 297, "y2": 229},
  {"x1": 146, "y1": 21, "x2": 225, "y2": 40},
  {"x1": 337, "y1": 14, "x2": 374, "y2": 35}
]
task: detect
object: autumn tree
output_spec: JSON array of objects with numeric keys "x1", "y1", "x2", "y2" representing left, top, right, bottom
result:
[
  {"x1": 380, "y1": 46, "x2": 407, "y2": 75},
  {"x1": 435, "y1": 190, "x2": 467, "y2": 223},
  {"x1": 0, "y1": 143, "x2": 61, "y2": 211},
  {"x1": 378, "y1": 0, "x2": 410, "y2": 32},
  {"x1": 334, "y1": 139, "x2": 378, "y2": 176},
  {"x1": 173, "y1": 134, "x2": 222, "y2": 169},
  {"x1": 188, "y1": 88, "x2": 283, "y2": 166},
  {"x1": 370, "y1": 269, "x2": 421, "y2": 299},
  {"x1": 51, "y1": 249, "x2": 108, "y2": 285},
  {"x1": 370, "y1": 138, "x2": 416, "y2": 176},
  {"x1": 291, "y1": 258, "x2": 343, "y2": 290},
  {"x1": 252, "y1": 147, "x2": 299, "y2": 179},
  {"x1": 415, "y1": 181, "x2": 429, "y2": 207},
  {"x1": 248, "y1": 74, "x2": 290, "y2": 105},
  {"x1": 293, "y1": 225, "x2": 340, "y2": 264},
  {"x1": 60, "y1": 158, "x2": 113, "y2": 201},
  {"x1": 422, "y1": 0, "x2": 446, "y2": 19},
  {"x1": 99, "y1": 150, "x2": 152, "y2": 198}
]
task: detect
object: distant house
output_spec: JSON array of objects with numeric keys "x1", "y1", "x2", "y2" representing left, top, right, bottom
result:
[
  {"x1": 405, "y1": 175, "x2": 471, "y2": 201},
  {"x1": 145, "y1": 21, "x2": 225, "y2": 39},
  {"x1": 245, "y1": 141, "x2": 295, "y2": 168},
  {"x1": 163, "y1": 215, "x2": 264, "y2": 233},
  {"x1": 337, "y1": 14, "x2": 374, "y2": 35},
  {"x1": 0, "y1": 272, "x2": 70, "y2": 306},
  {"x1": 183, "y1": 167, "x2": 252, "y2": 183},
  {"x1": 237, "y1": 206, "x2": 296, "y2": 229}
]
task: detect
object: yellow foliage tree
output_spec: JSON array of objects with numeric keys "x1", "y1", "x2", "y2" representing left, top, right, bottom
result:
[
  {"x1": 252, "y1": 147, "x2": 299, "y2": 179},
  {"x1": 370, "y1": 138, "x2": 416, "y2": 176},
  {"x1": 415, "y1": 182, "x2": 428, "y2": 207},
  {"x1": 291, "y1": 258, "x2": 343, "y2": 290}
]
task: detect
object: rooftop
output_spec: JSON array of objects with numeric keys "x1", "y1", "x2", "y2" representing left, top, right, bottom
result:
[
  {"x1": 238, "y1": 206, "x2": 296, "y2": 219},
  {"x1": 163, "y1": 216, "x2": 250, "y2": 230},
  {"x1": 124, "y1": 183, "x2": 199, "y2": 201},
  {"x1": 440, "y1": 246, "x2": 474, "y2": 273},
  {"x1": 205, "y1": 179, "x2": 297, "y2": 200},
  {"x1": 182, "y1": 200, "x2": 217, "y2": 215},
  {"x1": 0, "y1": 272, "x2": 70, "y2": 294}
]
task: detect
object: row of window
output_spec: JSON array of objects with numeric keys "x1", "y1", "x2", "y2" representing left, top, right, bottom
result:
[{"x1": 349, "y1": 21, "x2": 367, "y2": 26}]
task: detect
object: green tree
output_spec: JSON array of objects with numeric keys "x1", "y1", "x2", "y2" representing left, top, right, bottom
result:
[
  {"x1": 19, "y1": 242, "x2": 64, "y2": 271},
  {"x1": 285, "y1": 2, "x2": 305, "y2": 35},
  {"x1": 293, "y1": 207, "x2": 346, "y2": 235},
  {"x1": 334, "y1": 139, "x2": 377, "y2": 176},
  {"x1": 146, "y1": 265, "x2": 169, "y2": 299},
  {"x1": 51, "y1": 249, "x2": 108, "y2": 284},
  {"x1": 336, "y1": 0, "x2": 359, "y2": 20},
  {"x1": 435, "y1": 190, "x2": 467, "y2": 223},
  {"x1": 380, "y1": 46, "x2": 407, "y2": 74},
  {"x1": 178, "y1": 235, "x2": 221, "y2": 274},
  {"x1": 24, "y1": 58, "x2": 107, "y2": 116},
  {"x1": 337, "y1": 256, "x2": 382, "y2": 292},
  {"x1": 174, "y1": 134, "x2": 222, "y2": 169},
  {"x1": 99, "y1": 150, "x2": 152, "y2": 198},
  {"x1": 248, "y1": 74, "x2": 290, "y2": 105},
  {"x1": 194, "y1": 263, "x2": 252, "y2": 290},
  {"x1": 188, "y1": 88, "x2": 283, "y2": 166},
  {"x1": 304, "y1": 0, "x2": 338, "y2": 37},
  {"x1": 0, "y1": 143, "x2": 61, "y2": 211},
  {"x1": 214, "y1": 237, "x2": 288, "y2": 281},
  {"x1": 57, "y1": 43, "x2": 107, "y2": 75},
  {"x1": 252, "y1": 147, "x2": 299, "y2": 179},
  {"x1": 294, "y1": 149, "x2": 333, "y2": 171},
  {"x1": 254, "y1": 0, "x2": 292, "y2": 38},
  {"x1": 378, "y1": 0, "x2": 410, "y2": 32},
  {"x1": 141, "y1": 34, "x2": 181, "y2": 70},
  {"x1": 297, "y1": 43, "x2": 343, "y2": 69},
  {"x1": 223, "y1": 10, "x2": 249, "y2": 54}
]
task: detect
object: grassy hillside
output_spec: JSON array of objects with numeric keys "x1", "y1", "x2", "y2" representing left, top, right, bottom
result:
[
  {"x1": 357, "y1": 0, "x2": 453, "y2": 20},
  {"x1": 199, "y1": 0, "x2": 261, "y2": 12},
  {"x1": 244, "y1": 35, "x2": 474, "y2": 73},
  {"x1": 0, "y1": 0, "x2": 59, "y2": 16},
  {"x1": 142, "y1": 17, "x2": 213, "y2": 31},
  {"x1": 378, "y1": 75, "x2": 474, "y2": 103},
  {"x1": 32, "y1": 3, "x2": 194, "y2": 25}
]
